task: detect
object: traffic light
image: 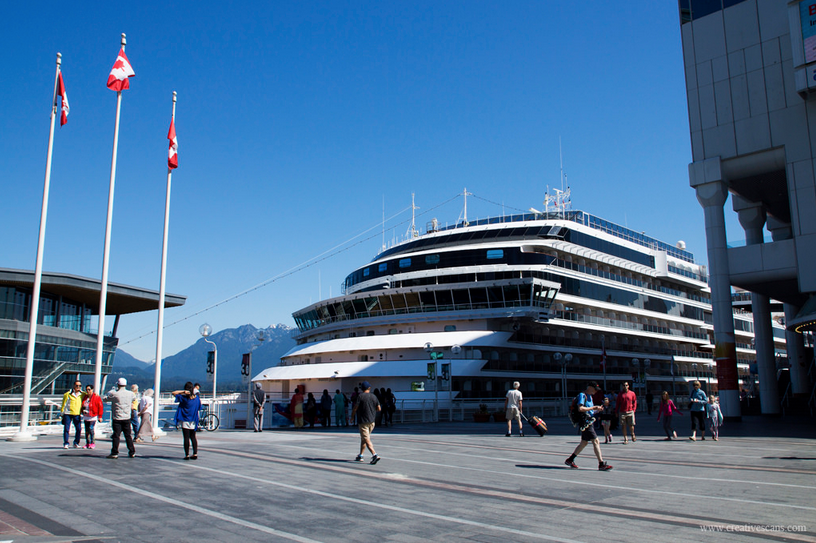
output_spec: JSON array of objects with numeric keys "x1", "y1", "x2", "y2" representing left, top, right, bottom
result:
[
  {"x1": 427, "y1": 362, "x2": 436, "y2": 380},
  {"x1": 241, "y1": 353, "x2": 251, "y2": 376},
  {"x1": 207, "y1": 351, "x2": 215, "y2": 374},
  {"x1": 441, "y1": 363, "x2": 450, "y2": 380}
]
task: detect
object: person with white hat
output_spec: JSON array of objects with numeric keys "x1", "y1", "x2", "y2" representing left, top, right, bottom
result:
[{"x1": 104, "y1": 377, "x2": 136, "y2": 459}]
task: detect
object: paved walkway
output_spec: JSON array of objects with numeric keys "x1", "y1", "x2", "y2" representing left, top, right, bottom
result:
[{"x1": 1, "y1": 415, "x2": 815, "y2": 542}]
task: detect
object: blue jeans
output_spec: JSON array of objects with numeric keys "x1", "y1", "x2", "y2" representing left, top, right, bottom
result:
[
  {"x1": 84, "y1": 420, "x2": 96, "y2": 445},
  {"x1": 130, "y1": 409, "x2": 140, "y2": 436},
  {"x1": 62, "y1": 414, "x2": 81, "y2": 446}
]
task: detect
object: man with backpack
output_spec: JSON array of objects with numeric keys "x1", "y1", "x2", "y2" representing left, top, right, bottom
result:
[{"x1": 565, "y1": 381, "x2": 613, "y2": 471}]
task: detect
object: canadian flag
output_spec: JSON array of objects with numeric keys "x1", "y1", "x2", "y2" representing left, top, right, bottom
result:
[
  {"x1": 167, "y1": 118, "x2": 178, "y2": 170},
  {"x1": 57, "y1": 71, "x2": 69, "y2": 126},
  {"x1": 107, "y1": 48, "x2": 135, "y2": 91}
]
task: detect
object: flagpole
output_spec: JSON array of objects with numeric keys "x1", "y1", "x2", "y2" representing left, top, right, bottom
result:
[
  {"x1": 152, "y1": 91, "x2": 177, "y2": 436},
  {"x1": 94, "y1": 33, "x2": 127, "y2": 395},
  {"x1": 10, "y1": 53, "x2": 63, "y2": 442}
]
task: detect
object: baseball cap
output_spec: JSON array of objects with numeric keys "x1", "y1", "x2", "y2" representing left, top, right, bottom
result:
[
  {"x1": 117, "y1": 377, "x2": 127, "y2": 386},
  {"x1": 361, "y1": 381, "x2": 371, "y2": 390}
]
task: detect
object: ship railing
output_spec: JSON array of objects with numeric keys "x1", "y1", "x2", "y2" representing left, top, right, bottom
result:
[{"x1": 553, "y1": 311, "x2": 708, "y2": 341}]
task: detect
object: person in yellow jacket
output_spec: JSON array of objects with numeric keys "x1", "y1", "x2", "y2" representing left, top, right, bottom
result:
[{"x1": 61, "y1": 380, "x2": 83, "y2": 449}]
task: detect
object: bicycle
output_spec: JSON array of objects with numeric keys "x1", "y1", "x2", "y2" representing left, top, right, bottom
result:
[{"x1": 199, "y1": 405, "x2": 220, "y2": 431}]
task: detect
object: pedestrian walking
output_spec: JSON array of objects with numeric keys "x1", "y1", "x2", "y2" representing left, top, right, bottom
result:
[
  {"x1": 599, "y1": 397, "x2": 614, "y2": 443},
  {"x1": 81, "y1": 384, "x2": 103, "y2": 449},
  {"x1": 688, "y1": 380, "x2": 708, "y2": 441},
  {"x1": 333, "y1": 389, "x2": 346, "y2": 428},
  {"x1": 172, "y1": 382, "x2": 201, "y2": 460},
  {"x1": 657, "y1": 391, "x2": 683, "y2": 440},
  {"x1": 350, "y1": 381, "x2": 381, "y2": 464},
  {"x1": 135, "y1": 389, "x2": 157, "y2": 443},
  {"x1": 60, "y1": 380, "x2": 83, "y2": 449},
  {"x1": 252, "y1": 383, "x2": 266, "y2": 432},
  {"x1": 130, "y1": 384, "x2": 141, "y2": 438},
  {"x1": 105, "y1": 378, "x2": 136, "y2": 459},
  {"x1": 565, "y1": 382, "x2": 613, "y2": 471},
  {"x1": 615, "y1": 382, "x2": 637, "y2": 444},
  {"x1": 504, "y1": 381, "x2": 524, "y2": 437},
  {"x1": 707, "y1": 396, "x2": 723, "y2": 441}
]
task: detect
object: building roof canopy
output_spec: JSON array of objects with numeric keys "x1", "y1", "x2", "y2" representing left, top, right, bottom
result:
[{"x1": 0, "y1": 268, "x2": 186, "y2": 315}]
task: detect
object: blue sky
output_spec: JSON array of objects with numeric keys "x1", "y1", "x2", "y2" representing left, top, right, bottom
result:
[{"x1": 1, "y1": 2, "x2": 736, "y2": 362}]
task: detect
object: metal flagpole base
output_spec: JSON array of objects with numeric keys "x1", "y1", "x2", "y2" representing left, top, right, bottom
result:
[{"x1": 8, "y1": 431, "x2": 38, "y2": 442}]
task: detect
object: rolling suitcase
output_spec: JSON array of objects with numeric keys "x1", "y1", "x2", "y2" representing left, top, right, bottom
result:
[{"x1": 521, "y1": 413, "x2": 547, "y2": 436}]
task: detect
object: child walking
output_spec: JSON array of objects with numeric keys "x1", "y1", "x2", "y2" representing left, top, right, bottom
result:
[
  {"x1": 707, "y1": 396, "x2": 723, "y2": 441},
  {"x1": 600, "y1": 397, "x2": 615, "y2": 443}
]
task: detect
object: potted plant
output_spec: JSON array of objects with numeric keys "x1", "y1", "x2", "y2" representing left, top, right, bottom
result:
[{"x1": 473, "y1": 403, "x2": 491, "y2": 422}]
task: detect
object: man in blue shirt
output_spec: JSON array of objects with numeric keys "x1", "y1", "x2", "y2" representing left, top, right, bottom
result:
[
  {"x1": 565, "y1": 381, "x2": 613, "y2": 471},
  {"x1": 688, "y1": 380, "x2": 708, "y2": 441}
]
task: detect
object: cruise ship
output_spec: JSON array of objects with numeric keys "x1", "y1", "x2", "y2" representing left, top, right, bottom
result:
[{"x1": 255, "y1": 192, "x2": 786, "y2": 412}]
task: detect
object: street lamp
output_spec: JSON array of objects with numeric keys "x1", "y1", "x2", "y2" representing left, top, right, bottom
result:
[
  {"x1": 643, "y1": 359, "x2": 651, "y2": 410},
  {"x1": 450, "y1": 345, "x2": 461, "y2": 421},
  {"x1": 424, "y1": 342, "x2": 439, "y2": 422},
  {"x1": 200, "y1": 324, "x2": 217, "y2": 402},
  {"x1": 245, "y1": 329, "x2": 265, "y2": 427},
  {"x1": 554, "y1": 352, "x2": 572, "y2": 414},
  {"x1": 692, "y1": 363, "x2": 698, "y2": 393}
]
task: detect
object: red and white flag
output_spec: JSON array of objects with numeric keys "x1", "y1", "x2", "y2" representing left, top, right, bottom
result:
[
  {"x1": 167, "y1": 118, "x2": 178, "y2": 170},
  {"x1": 107, "y1": 48, "x2": 135, "y2": 91},
  {"x1": 56, "y1": 71, "x2": 69, "y2": 126}
]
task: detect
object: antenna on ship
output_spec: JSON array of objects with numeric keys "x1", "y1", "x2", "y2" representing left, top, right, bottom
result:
[
  {"x1": 406, "y1": 193, "x2": 420, "y2": 239},
  {"x1": 457, "y1": 187, "x2": 472, "y2": 227},
  {"x1": 381, "y1": 196, "x2": 386, "y2": 252}
]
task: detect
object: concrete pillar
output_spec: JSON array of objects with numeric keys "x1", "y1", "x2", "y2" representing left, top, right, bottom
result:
[
  {"x1": 690, "y1": 158, "x2": 740, "y2": 419},
  {"x1": 784, "y1": 303, "x2": 809, "y2": 394},
  {"x1": 768, "y1": 215, "x2": 810, "y2": 395},
  {"x1": 734, "y1": 196, "x2": 779, "y2": 415}
]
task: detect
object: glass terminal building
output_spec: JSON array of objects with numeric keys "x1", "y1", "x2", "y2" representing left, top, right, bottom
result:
[{"x1": 0, "y1": 268, "x2": 185, "y2": 395}]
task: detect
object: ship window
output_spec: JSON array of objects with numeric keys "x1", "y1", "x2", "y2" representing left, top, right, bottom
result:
[
  {"x1": 378, "y1": 263, "x2": 388, "y2": 272},
  {"x1": 363, "y1": 268, "x2": 370, "y2": 277},
  {"x1": 486, "y1": 249, "x2": 504, "y2": 260},
  {"x1": 366, "y1": 330, "x2": 375, "y2": 336},
  {"x1": 425, "y1": 254, "x2": 440, "y2": 265},
  {"x1": 444, "y1": 325, "x2": 456, "y2": 332},
  {"x1": 399, "y1": 258, "x2": 411, "y2": 268}
]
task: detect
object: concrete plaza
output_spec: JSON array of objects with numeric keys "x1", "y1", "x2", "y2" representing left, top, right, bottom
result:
[{"x1": 1, "y1": 415, "x2": 815, "y2": 543}]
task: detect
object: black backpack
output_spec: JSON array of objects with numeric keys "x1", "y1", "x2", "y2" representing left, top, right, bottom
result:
[{"x1": 567, "y1": 395, "x2": 581, "y2": 426}]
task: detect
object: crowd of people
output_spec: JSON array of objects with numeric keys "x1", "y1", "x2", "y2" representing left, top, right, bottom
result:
[
  {"x1": 285, "y1": 386, "x2": 396, "y2": 429},
  {"x1": 59, "y1": 377, "x2": 208, "y2": 460},
  {"x1": 59, "y1": 375, "x2": 725, "y2": 468},
  {"x1": 558, "y1": 379, "x2": 725, "y2": 471}
]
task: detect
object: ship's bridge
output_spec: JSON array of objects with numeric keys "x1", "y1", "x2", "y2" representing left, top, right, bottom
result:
[{"x1": 293, "y1": 277, "x2": 560, "y2": 335}]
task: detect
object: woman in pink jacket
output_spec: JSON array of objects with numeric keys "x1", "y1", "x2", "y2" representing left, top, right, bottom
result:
[{"x1": 656, "y1": 391, "x2": 683, "y2": 440}]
